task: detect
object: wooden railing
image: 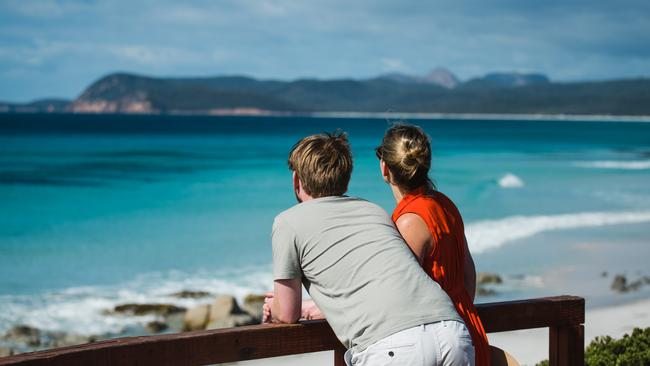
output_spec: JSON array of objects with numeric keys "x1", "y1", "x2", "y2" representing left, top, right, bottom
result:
[{"x1": 0, "y1": 295, "x2": 584, "y2": 366}]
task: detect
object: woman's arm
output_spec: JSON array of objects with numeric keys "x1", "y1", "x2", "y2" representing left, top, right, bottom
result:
[
  {"x1": 395, "y1": 213, "x2": 433, "y2": 265},
  {"x1": 462, "y1": 235, "x2": 477, "y2": 302}
]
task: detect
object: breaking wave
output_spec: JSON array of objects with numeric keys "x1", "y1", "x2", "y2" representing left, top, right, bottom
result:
[
  {"x1": 574, "y1": 160, "x2": 650, "y2": 170},
  {"x1": 466, "y1": 210, "x2": 650, "y2": 253}
]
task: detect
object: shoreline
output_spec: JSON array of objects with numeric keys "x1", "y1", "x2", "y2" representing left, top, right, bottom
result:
[{"x1": 2, "y1": 110, "x2": 650, "y2": 123}]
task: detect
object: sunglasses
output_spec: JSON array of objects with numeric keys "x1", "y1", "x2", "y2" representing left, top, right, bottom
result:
[{"x1": 375, "y1": 146, "x2": 383, "y2": 159}]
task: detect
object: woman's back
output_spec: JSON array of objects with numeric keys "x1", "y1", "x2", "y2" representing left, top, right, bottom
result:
[{"x1": 392, "y1": 188, "x2": 491, "y2": 366}]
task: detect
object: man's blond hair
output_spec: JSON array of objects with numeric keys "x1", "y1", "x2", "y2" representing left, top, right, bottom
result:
[{"x1": 288, "y1": 131, "x2": 352, "y2": 198}]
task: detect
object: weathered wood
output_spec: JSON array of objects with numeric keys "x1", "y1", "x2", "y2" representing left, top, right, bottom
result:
[
  {"x1": 549, "y1": 324, "x2": 584, "y2": 366},
  {"x1": 476, "y1": 295, "x2": 584, "y2": 333},
  {"x1": 0, "y1": 322, "x2": 342, "y2": 366},
  {"x1": 0, "y1": 295, "x2": 585, "y2": 366},
  {"x1": 334, "y1": 346, "x2": 347, "y2": 366}
]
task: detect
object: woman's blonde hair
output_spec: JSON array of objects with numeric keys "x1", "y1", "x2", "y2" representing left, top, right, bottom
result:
[{"x1": 376, "y1": 123, "x2": 434, "y2": 191}]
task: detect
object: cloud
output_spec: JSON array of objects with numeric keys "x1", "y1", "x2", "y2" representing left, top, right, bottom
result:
[{"x1": 0, "y1": 0, "x2": 649, "y2": 101}]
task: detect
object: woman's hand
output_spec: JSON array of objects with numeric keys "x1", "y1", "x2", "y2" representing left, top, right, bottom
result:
[
  {"x1": 262, "y1": 291, "x2": 274, "y2": 323},
  {"x1": 301, "y1": 299, "x2": 324, "y2": 320}
]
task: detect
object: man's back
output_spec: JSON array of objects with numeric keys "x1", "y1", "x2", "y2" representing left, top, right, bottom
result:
[{"x1": 272, "y1": 196, "x2": 461, "y2": 352}]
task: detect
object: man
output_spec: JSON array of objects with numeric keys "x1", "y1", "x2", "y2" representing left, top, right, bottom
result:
[{"x1": 264, "y1": 132, "x2": 475, "y2": 366}]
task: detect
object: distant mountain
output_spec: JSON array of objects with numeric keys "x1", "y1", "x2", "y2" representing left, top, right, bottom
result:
[
  {"x1": 464, "y1": 72, "x2": 551, "y2": 88},
  {"x1": 3, "y1": 70, "x2": 650, "y2": 116},
  {"x1": 0, "y1": 99, "x2": 71, "y2": 113},
  {"x1": 421, "y1": 68, "x2": 460, "y2": 89},
  {"x1": 377, "y1": 67, "x2": 459, "y2": 88}
]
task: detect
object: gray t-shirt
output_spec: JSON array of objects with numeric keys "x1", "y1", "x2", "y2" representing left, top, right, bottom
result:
[{"x1": 272, "y1": 196, "x2": 461, "y2": 352}]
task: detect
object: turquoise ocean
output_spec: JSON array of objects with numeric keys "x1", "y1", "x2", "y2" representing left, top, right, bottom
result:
[{"x1": 1, "y1": 114, "x2": 649, "y2": 337}]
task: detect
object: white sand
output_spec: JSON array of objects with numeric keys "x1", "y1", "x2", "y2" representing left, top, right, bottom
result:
[
  {"x1": 488, "y1": 299, "x2": 650, "y2": 366},
  {"x1": 227, "y1": 299, "x2": 650, "y2": 366}
]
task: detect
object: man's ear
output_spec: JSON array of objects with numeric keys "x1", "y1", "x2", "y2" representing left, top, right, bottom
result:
[{"x1": 292, "y1": 171, "x2": 301, "y2": 193}]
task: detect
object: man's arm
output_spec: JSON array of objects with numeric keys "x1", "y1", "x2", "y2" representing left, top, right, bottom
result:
[{"x1": 271, "y1": 278, "x2": 302, "y2": 323}]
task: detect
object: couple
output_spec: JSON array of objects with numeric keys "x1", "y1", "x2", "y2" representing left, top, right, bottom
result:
[{"x1": 263, "y1": 124, "x2": 489, "y2": 366}]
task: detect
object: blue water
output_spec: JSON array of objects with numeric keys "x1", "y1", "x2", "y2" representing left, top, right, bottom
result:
[{"x1": 1, "y1": 113, "x2": 650, "y2": 335}]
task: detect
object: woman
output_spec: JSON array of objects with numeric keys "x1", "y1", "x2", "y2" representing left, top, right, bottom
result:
[{"x1": 376, "y1": 123, "x2": 490, "y2": 366}]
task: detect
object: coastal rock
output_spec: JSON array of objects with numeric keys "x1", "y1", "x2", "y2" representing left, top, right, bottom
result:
[
  {"x1": 145, "y1": 321, "x2": 168, "y2": 333},
  {"x1": 206, "y1": 314, "x2": 257, "y2": 330},
  {"x1": 241, "y1": 294, "x2": 266, "y2": 321},
  {"x1": 112, "y1": 303, "x2": 185, "y2": 316},
  {"x1": 169, "y1": 290, "x2": 211, "y2": 299},
  {"x1": 476, "y1": 287, "x2": 497, "y2": 297},
  {"x1": 2, "y1": 325, "x2": 41, "y2": 347},
  {"x1": 49, "y1": 332, "x2": 98, "y2": 348},
  {"x1": 0, "y1": 346, "x2": 15, "y2": 357},
  {"x1": 611, "y1": 275, "x2": 628, "y2": 293},
  {"x1": 0, "y1": 346, "x2": 14, "y2": 357},
  {"x1": 183, "y1": 304, "x2": 211, "y2": 331},
  {"x1": 477, "y1": 272, "x2": 503, "y2": 285},
  {"x1": 206, "y1": 295, "x2": 256, "y2": 330}
]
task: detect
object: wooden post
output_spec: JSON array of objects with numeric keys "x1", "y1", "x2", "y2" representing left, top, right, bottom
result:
[
  {"x1": 333, "y1": 345, "x2": 347, "y2": 366},
  {"x1": 549, "y1": 324, "x2": 584, "y2": 366}
]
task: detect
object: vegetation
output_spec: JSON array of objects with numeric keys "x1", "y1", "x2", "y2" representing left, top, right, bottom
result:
[{"x1": 536, "y1": 327, "x2": 650, "y2": 366}]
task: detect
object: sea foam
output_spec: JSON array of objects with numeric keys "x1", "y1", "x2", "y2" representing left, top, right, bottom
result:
[
  {"x1": 466, "y1": 210, "x2": 650, "y2": 253},
  {"x1": 574, "y1": 160, "x2": 650, "y2": 170},
  {"x1": 498, "y1": 173, "x2": 524, "y2": 188},
  {"x1": 0, "y1": 267, "x2": 273, "y2": 336}
]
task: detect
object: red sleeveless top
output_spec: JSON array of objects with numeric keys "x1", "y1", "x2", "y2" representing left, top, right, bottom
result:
[{"x1": 392, "y1": 187, "x2": 490, "y2": 366}]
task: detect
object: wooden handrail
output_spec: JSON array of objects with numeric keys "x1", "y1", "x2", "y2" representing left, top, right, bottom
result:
[{"x1": 0, "y1": 295, "x2": 584, "y2": 366}]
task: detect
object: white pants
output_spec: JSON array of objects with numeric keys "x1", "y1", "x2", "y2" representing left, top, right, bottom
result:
[{"x1": 344, "y1": 320, "x2": 475, "y2": 366}]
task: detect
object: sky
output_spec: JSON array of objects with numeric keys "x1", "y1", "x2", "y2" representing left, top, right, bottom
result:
[{"x1": 0, "y1": 0, "x2": 649, "y2": 102}]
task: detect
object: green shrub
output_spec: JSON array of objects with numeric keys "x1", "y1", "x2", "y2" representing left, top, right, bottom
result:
[{"x1": 535, "y1": 327, "x2": 650, "y2": 366}]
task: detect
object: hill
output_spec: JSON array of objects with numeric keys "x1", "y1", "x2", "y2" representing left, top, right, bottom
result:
[{"x1": 3, "y1": 70, "x2": 650, "y2": 116}]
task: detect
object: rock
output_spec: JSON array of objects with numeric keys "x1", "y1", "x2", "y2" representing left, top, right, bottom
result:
[
  {"x1": 0, "y1": 346, "x2": 15, "y2": 357},
  {"x1": 477, "y1": 272, "x2": 503, "y2": 285},
  {"x1": 241, "y1": 294, "x2": 266, "y2": 321},
  {"x1": 208, "y1": 295, "x2": 243, "y2": 321},
  {"x1": 165, "y1": 312, "x2": 186, "y2": 332},
  {"x1": 206, "y1": 295, "x2": 256, "y2": 330},
  {"x1": 206, "y1": 313, "x2": 257, "y2": 330},
  {"x1": 112, "y1": 303, "x2": 186, "y2": 316},
  {"x1": 48, "y1": 332, "x2": 98, "y2": 348},
  {"x1": 627, "y1": 280, "x2": 643, "y2": 292},
  {"x1": 169, "y1": 290, "x2": 211, "y2": 299},
  {"x1": 476, "y1": 287, "x2": 497, "y2": 297},
  {"x1": 611, "y1": 275, "x2": 628, "y2": 293},
  {"x1": 145, "y1": 321, "x2": 168, "y2": 333},
  {"x1": 183, "y1": 304, "x2": 211, "y2": 331},
  {"x1": 2, "y1": 325, "x2": 41, "y2": 347}
]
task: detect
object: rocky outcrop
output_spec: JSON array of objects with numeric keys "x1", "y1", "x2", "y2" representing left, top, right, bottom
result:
[
  {"x1": 611, "y1": 274, "x2": 650, "y2": 293},
  {"x1": 183, "y1": 304, "x2": 211, "y2": 331},
  {"x1": 1, "y1": 325, "x2": 100, "y2": 351},
  {"x1": 1, "y1": 325, "x2": 41, "y2": 347},
  {"x1": 110, "y1": 303, "x2": 185, "y2": 316},
  {"x1": 477, "y1": 272, "x2": 503, "y2": 285},
  {"x1": 169, "y1": 290, "x2": 211, "y2": 299},
  {"x1": 183, "y1": 295, "x2": 259, "y2": 331}
]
